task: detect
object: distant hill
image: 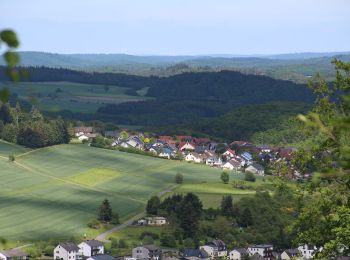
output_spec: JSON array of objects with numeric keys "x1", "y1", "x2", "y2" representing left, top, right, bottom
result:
[{"x1": 2, "y1": 51, "x2": 349, "y2": 82}]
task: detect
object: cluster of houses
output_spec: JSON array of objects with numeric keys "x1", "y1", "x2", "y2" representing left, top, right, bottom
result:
[
  {"x1": 0, "y1": 239, "x2": 341, "y2": 260},
  {"x1": 47, "y1": 239, "x2": 322, "y2": 260},
  {"x1": 73, "y1": 127, "x2": 306, "y2": 179}
]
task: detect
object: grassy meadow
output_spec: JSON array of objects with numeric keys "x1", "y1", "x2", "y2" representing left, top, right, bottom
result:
[
  {"x1": 0, "y1": 142, "x2": 269, "y2": 242},
  {"x1": 0, "y1": 81, "x2": 150, "y2": 113}
]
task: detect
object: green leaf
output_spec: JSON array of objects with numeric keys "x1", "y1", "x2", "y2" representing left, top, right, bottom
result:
[
  {"x1": 3, "y1": 51, "x2": 20, "y2": 67},
  {"x1": 0, "y1": 88, "x2": 10, "y2": 103},
  {"x1": 0, "y1": 30, "x2": 19, "y2": 48}
]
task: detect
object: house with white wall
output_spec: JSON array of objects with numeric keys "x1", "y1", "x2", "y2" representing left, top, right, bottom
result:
[
  {"x1": 79, "y1": 240, "x2": 104, "y2": 257},
  {"x1": 54, "y1": 242, "x2": 81, "y2": 260}
]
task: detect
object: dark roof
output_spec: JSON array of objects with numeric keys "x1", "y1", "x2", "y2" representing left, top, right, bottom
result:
[
  {"x1": 144, "y1": 245, "x2": 160, "y2": 251},
  {"x1": 89, "y1": 255, "x2": 115, "y2": 260},
  {"x1": 250, "y1": 163, "x2": 264, "y2": 171},
  {"x1": 206, "y1": 239, "x2": 226, "y2": 248},
  {"x1": 84, "y1": 240, "x2": 104, "y2": 247},
  {"x1": 231, "y1": 248, "x2": 248, "y2": 255},
  {"x1": 59, "y1": 242, "x2": 80, "y2": 252},
  {"x1": 0, "y1": 249, "x2": 28, "y2": 258},
  {"x1": 284, "y1": 248, "x2": 300, "y2": 257},
  {"x1": 250, "y1": 244, "x2": 273, "y2": 248},
  {"x1": 183, "y1": 249, "x2": 208, "y2": 259}
]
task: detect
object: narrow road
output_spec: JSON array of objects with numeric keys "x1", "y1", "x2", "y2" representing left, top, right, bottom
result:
[{"x1": 96, "y1": 184, "x2": 178, "y2": 242}]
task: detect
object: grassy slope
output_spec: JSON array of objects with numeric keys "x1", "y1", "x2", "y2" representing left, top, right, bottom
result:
[
  {"x1": 0, "y1": 81, "x2": 150, "y2": 113},
  {"x1": 0, "y1": 143, "x2": 265, "y2": 241}
]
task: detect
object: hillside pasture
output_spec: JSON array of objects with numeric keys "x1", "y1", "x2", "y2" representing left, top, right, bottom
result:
[
  {"x1": 0, "y1": 144, "x2": 263, "y2": 241},
  {"x1": 0, "y1": 81, "x2": 151, "y2": 113}
]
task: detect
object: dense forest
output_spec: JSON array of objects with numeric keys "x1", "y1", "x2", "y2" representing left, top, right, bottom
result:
[{"x1": 0, "y1": 66, "x2": 316, "y2": 141}]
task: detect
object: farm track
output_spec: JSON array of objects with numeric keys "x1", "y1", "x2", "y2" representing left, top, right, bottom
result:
[{"x1": 96, "y1": 184, "x2": 178, "y2": 242}]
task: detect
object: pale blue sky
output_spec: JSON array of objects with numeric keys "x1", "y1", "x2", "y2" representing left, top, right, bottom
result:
[{"x1": 1, "y1": 0, "x2": 349, "y2": 55}]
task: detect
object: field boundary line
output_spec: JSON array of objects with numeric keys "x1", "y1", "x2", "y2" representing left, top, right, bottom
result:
[{"x1": 12, "y1": 160, "x2": 145, "y2": 204}]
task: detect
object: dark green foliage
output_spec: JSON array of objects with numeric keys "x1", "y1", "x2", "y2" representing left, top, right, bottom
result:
[
  {"x1": 98, "y1": 199, "x2": 112, "y2": 222},
  {"x1": 0, "y1": 104, "x2": 13, "y2": 124},
  {"x1": 118, "y1": 239, "x2": 127, "y2": 248},
  {"x1": 221, "y1": 171, "x2": 229, "y2": 184},
  {"x1": 244, "y1": 172, "x2": 256, "y2": 182},
  {"x1": 238, "y1": 208, "x2": 253, "y2": 227},
  {"x1": 175, "y1": 172, "x2": 184, "y2": 184},
  {"x1": 111, "y1": 213, "x2": 120, "y2": 225},
  {"x1": 90, "y1": 134, "x2": 111, "y2": 148},
  {"x1": 146, "y1": 196, "x2": 160, "y2": 215},
  {"x1": 1, "y1": 123, "x2": 18, "y2": 143},
  {"x1": 178, "y1": 193, "x2": 203, "y2": 238},
  {"x1": 221, "y1": 195, "x2": 237, "y2": 218},
  {"x1": 160, "y1": 232, "x2": 176, "y2": 247}
]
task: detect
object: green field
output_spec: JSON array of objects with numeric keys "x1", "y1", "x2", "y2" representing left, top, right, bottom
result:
[
  {"x1": 0, "y1": 142, "x2": 267, "y2": 241},
  {"x1": 0, "y1": 81, "x2": 151, "y2": 113}
]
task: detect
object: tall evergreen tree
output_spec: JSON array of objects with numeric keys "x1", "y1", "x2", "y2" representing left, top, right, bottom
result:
[
  {"x1": 221, "y1": 195, "x2": 236, "y2": 218},
  {"x1": 146, "y1": 196, "x2": 160, "y2": 215},
  {"x1": 178, "y1": 193, "x2": 203, "y2": 238},
  {"x1": 98, "y1": 199, "x2": 112, "y2": 222}
]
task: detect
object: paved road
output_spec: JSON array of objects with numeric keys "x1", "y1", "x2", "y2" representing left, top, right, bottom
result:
[{"x1": 96, "y1": 184, "x2": 178, "y2": 242}]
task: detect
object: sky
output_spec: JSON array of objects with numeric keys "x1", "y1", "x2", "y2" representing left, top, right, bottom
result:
[{"x1": 1, "y1": 0, "x2": 350, "y2": 55}]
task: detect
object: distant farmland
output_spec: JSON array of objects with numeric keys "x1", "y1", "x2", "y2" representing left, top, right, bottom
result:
[
  {"x1": 0, "y1": 81, "x2": 151, "y2": 113},
  {"x1": 0, "y1": 142, "x2": 265, "y2": 241}
]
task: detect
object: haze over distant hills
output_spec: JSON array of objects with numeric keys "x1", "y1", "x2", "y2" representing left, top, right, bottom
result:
[{"x1": 3, "y1": 51, "x2": 349, "y2": 83}]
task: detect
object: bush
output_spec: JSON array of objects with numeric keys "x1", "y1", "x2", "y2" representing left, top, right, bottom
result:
[
  {"x1": 245, "y1": 172, "x2": 256, "y2": 182},
  {"x1": 118, "y1": 239, "x2": 127, "y2": 248},
  {"x1": 160, "y1": 232, "x2": 176, "y2": 247},
  {"x1": 8, "y1": 154, "x2": 15, "y2": 162},
  {"x1": 110, "y1": 238, "x2": 118, "y2": 249},
  {"x1": 111, "y1": 213, "x2": 120, "y2": 225},
  {"x1": 175, "y1": 172, "x2": 184, "y2": 184},
  {"x1": 43, "y1": 245, "x2": 54, "y2": 256},
  {"x1": 221, "y1": 171, "x2": 229, "y2": 184},
  {"x1": 139, "y1": 231, "x2": 159, "y2": 240},
  {"x1": 87, "y1": 219, "x2": 100, "y2": 229}
]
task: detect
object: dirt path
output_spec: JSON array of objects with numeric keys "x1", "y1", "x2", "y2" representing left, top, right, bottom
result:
[{"x1": 96, "y1": 184, "x2": 178, "y2": 242}]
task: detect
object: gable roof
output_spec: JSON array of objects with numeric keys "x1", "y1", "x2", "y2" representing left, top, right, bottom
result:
[
  {"x1": 206, "y1": 239, "x2": 226, "y2": 248},
  {"x1": 89, "y1": 255, "x2": 115, "y2": 260},
  {"x1": 249, "y1": 163, "x2": 264, "y2": 171},
  {"x1": 284, "y1": 249, "x2": 301, "y2": 257},
  {"x1": 143, "y1": 244, "x2": 160, "y2": 251},
  {"x1": 0, "y1": 249, "x2": 28, "y2": 258},
  {"x1": 59, "y1": 242, "x2": 80, "y2": 252},
  {"x1": 183, "y1": 249, "x2": 208, "y2": 258},
  {"x1": 241, "y1": 152, "x2": 253, "y2": 161},
  {"x1": 84, "y1": 239, "x2": 104, "y2": 247},
  {"x1": 231, "y1": 248, "x2": 248, "y2": 255}
]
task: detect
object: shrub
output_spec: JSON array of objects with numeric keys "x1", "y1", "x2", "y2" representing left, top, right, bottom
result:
[
  {"x1": 139, "y1": 231, "x2": 159, "y2": 240},
  {"x1": 142, "y1": 235, "x2": 154, "y2": 245},
  {"x1": 175, "y1": 172, "x2": 184, "y2": 184},
  {"x1": 8, "y1": 154, "x2": 15, "y2": 162},
  {"x1": 87, "y1": 219, "x2": 100, "y2": 229},
  {"x1": 118, "y1": 239, "x2": 127, "y2": 248},
  {"x1": 221, "y1": 171, "x2": 229, "y2": 184},
  {"x1": 111, "y1": 213, "x2": 120, "y2": 225},
  {"x1": 245, "y1": 172, "x2": 256, "y2": 182}
]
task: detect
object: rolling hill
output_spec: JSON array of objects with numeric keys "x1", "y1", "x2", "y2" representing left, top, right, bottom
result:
[{"x1": 0, "y1": 141, "x2": 261, "y2": 241}]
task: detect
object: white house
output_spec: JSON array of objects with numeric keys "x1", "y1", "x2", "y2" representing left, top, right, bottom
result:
[
  {"x1": 222, "y1": 159, "x2": 241, "y2": 171},
  {"x1": 146, "y1": 217, "x2": 167, "y2": 226},
  {"x1": 132, "y1": 245, "x2": 161, "y2": 260},
  {"x1": 78, "y1": 133, "x2": 96, "y2": 141},
  {"x1": 247, "y1": 245, "x2": 274, "y2": 260},
  {"x1": 280, "y1": 249, "x2": 302, "y2": 260},
  {"x1": 0, "y1": 249, "x2": 28, "y2": 260},
  {"x1": 200, "y1": 239, "x2": 227, "y2": 259},
  {"x1": 179, "y1": 142, "x2": 196, "y2": 151},
  {"x1": 297, "y1": 244, "x2": 318, "y2": 259},
  {"x1": 222, "y1": 149, "x2": 236, "y2": 159},
  {"x1": 245, "y1": 163, "x2": 265, "y2": 176},
  {"x1": 78, "y1": 240, "x2": 104, "y2": 257},
  {"x1": 54, "y1": 243, "x2": 81, "y2": 260},
  {"x1": 206, "y1": 156, "x2": 222, "y2": 167},
  {"x1": 185, "y1": 153, "x2": 204, "y2": 163},
  {"x1": 229, "y1": 248, "x2": 248, "y2": 260}
]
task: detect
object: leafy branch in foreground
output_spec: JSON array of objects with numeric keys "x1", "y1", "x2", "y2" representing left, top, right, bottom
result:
[{"x1": 293, "y1": 59, "x2": 350, "y2": 258}]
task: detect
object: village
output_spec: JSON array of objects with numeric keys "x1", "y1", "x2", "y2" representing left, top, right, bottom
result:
[
  {"x1": 74, "y1": 127, "x2": 307, "y2": 180},
  {"x1": 0, "y1": 238, "x2": 321, "y2": 260}
]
